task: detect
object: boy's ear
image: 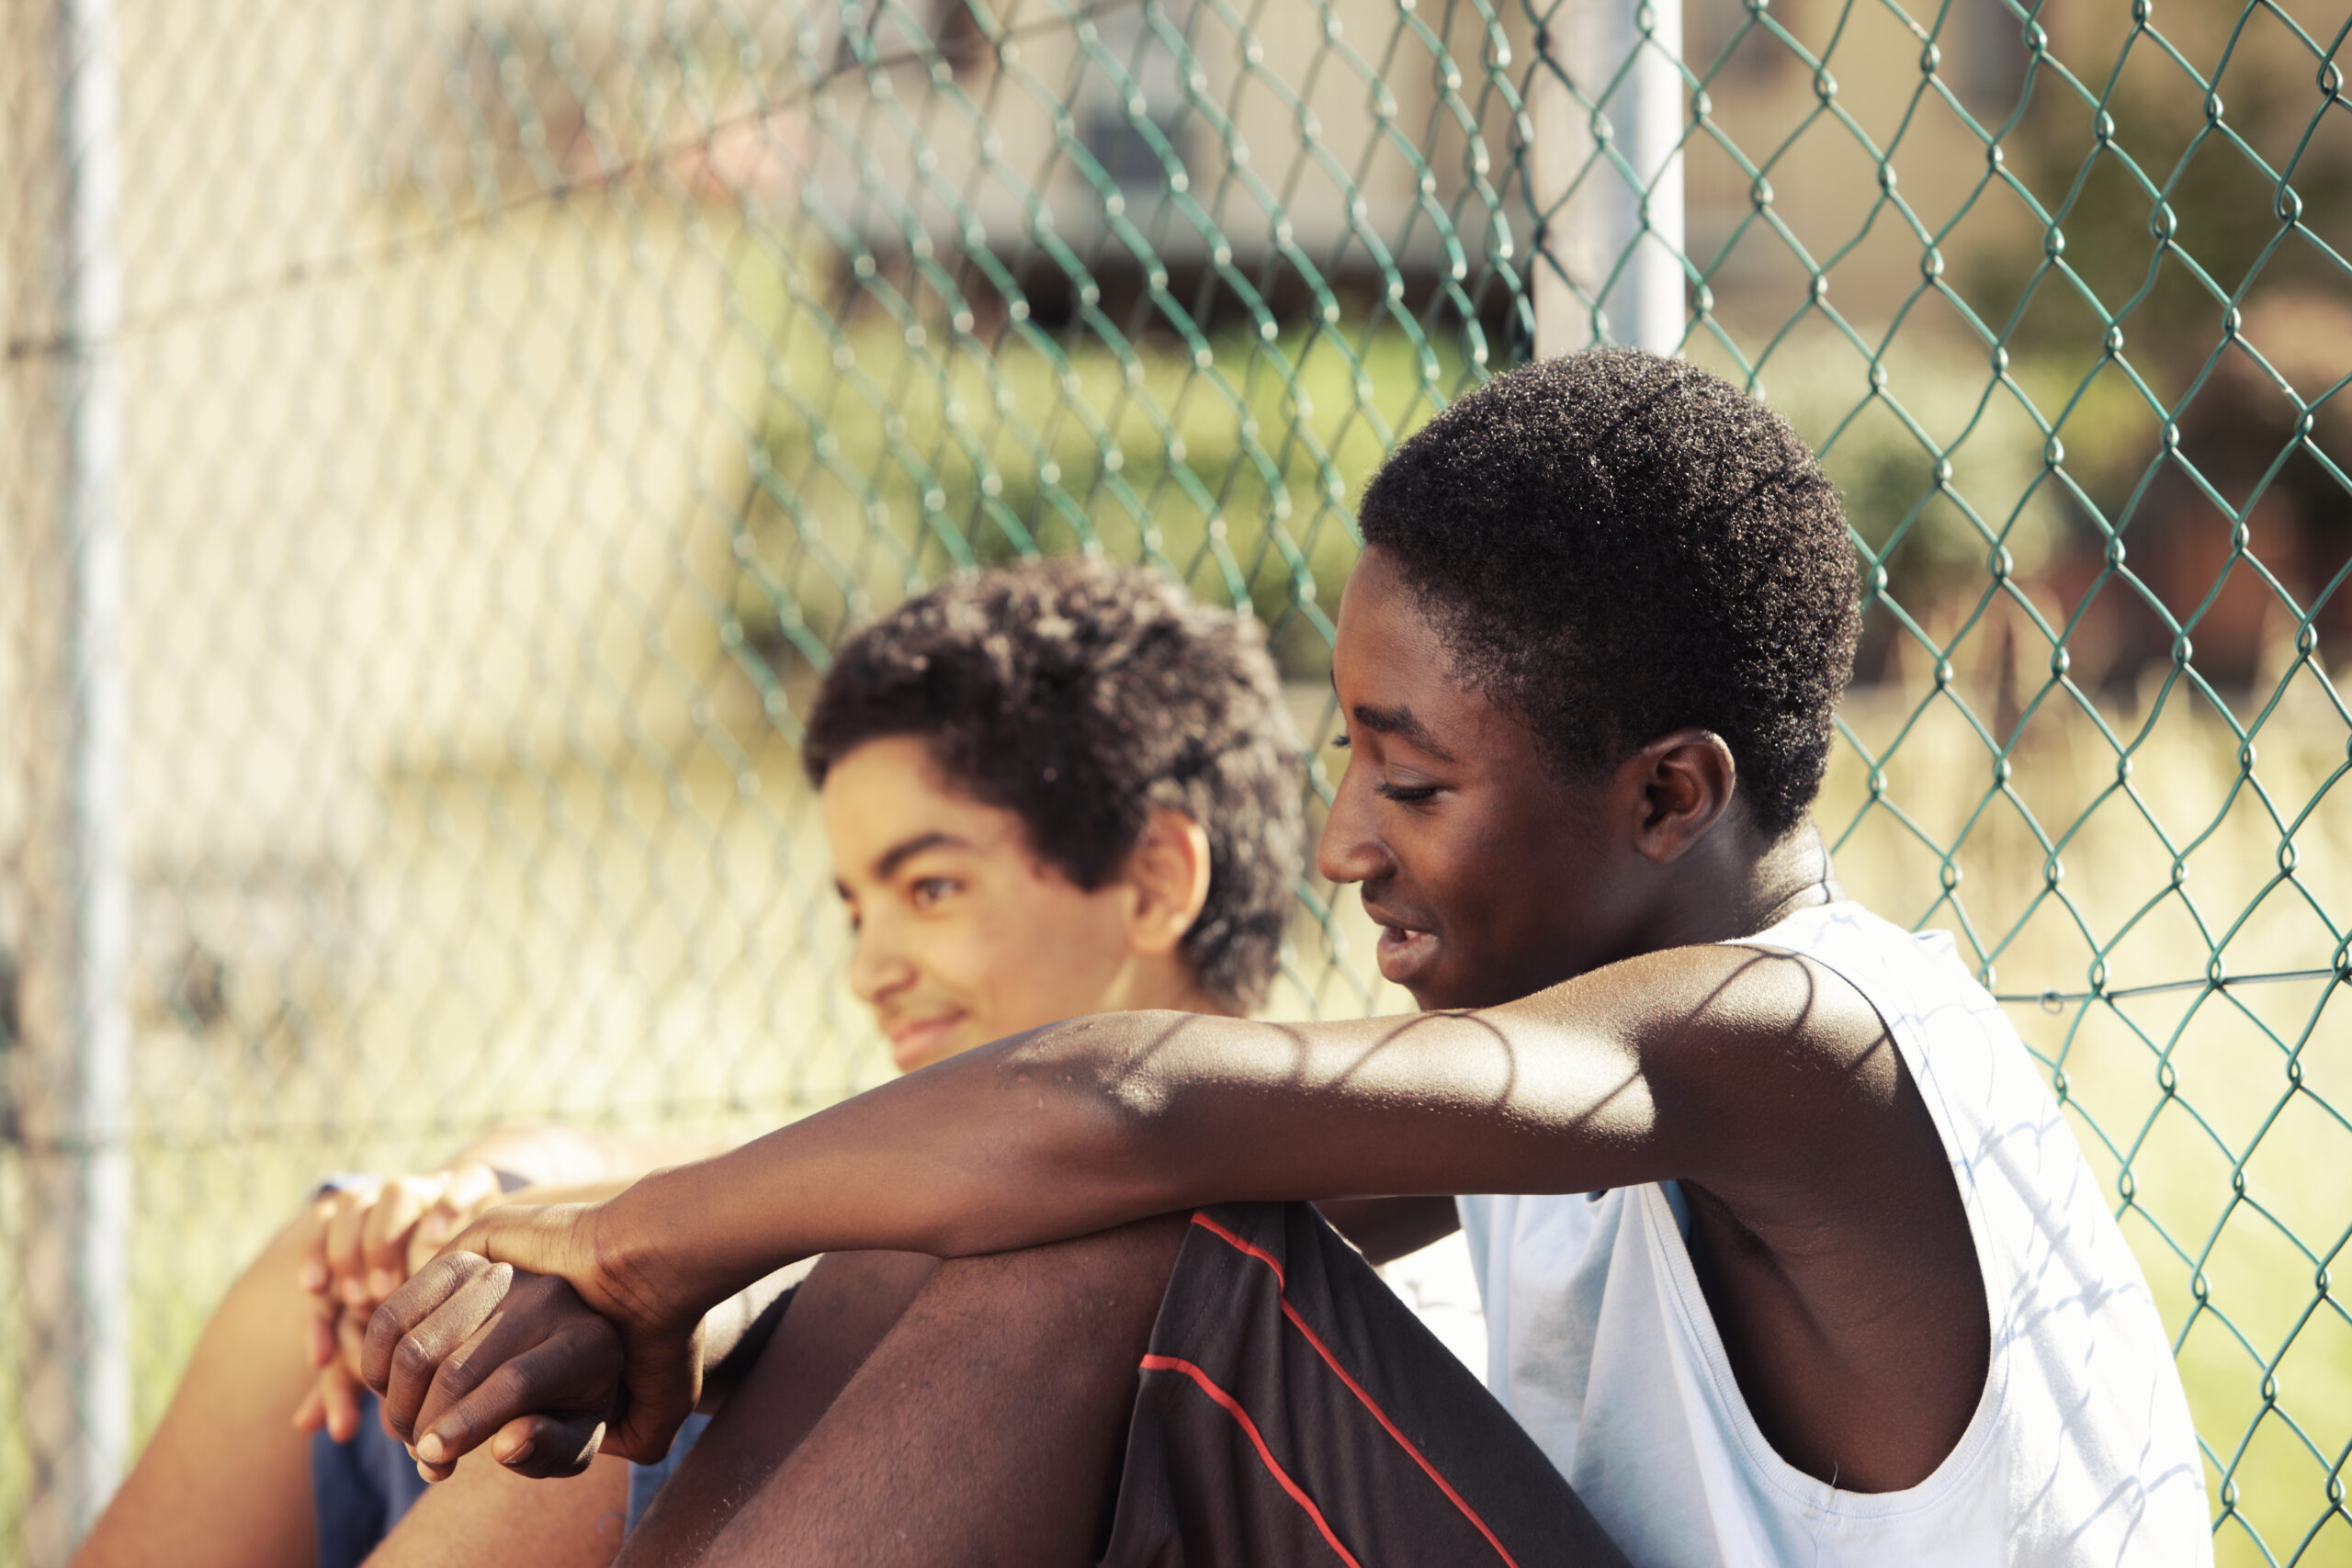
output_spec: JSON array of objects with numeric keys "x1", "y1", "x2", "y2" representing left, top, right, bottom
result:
[
  {"x1": 1121, "y1": 808, "x2": 1215, "y2": 956},
  {"x1": 1620, "y1": 728, "x2": 1737, "y2": 863}
]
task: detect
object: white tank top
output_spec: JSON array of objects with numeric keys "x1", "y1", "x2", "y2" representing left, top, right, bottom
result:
[{"x1": 1457, "y1": 901, "x2": 2211, "y2": 1567}]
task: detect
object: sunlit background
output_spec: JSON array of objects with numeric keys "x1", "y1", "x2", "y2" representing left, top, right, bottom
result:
[{"x1": 5, "y1": 1, "x2": 2350, "y2": 1562}]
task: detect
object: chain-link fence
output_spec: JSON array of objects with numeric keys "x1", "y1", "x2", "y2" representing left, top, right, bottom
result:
[{"x1": 4, "y1": 0, "x2": 2348, "y2": 1562}]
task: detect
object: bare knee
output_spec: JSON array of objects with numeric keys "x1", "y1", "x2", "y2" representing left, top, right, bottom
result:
[
  {"x1": 926, "y1": 1212, "x2": 1189, "y2": 1322},
  {"x1": 169, "y1": 1205, "x2": 311, "y2": 1367}
]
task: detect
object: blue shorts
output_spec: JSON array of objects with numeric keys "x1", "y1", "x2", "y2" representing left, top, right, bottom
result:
[
  {"x1": 310, "y1": 1393, "x2": 710, "y2": 1562},
  {"x1": 310, "y1": 1395, "x2": 431, "y2": 1568},
  {"x1": 625, "y1": 1413, "x2": 714, "y2": 1530}
]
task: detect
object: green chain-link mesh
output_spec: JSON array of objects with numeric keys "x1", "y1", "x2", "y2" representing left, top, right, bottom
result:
[{"x1": 3, "y1": 1, "x2": 2347, "y2": 1562}]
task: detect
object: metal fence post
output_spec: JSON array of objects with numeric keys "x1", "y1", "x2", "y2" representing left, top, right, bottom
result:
[
  {"x1": 1532, "y1": 0, "x2": 1687, "y2": 358},
  {"x1": 17, "y1": 0, "x2": 132, "y2": 1557}
]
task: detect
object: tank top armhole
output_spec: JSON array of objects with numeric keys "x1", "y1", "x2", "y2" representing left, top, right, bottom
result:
[{"x1": 1670, "y1": 909, "x2": 2014, "y2": 1516}]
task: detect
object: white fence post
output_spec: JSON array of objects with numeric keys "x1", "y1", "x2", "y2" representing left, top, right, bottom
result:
[
  {"x1": 1532, "y1": 0, "x2": 1688, "y2": 358},
  {"x1": 18, "y1": 0, "x2": 132, "y2": 1558}
]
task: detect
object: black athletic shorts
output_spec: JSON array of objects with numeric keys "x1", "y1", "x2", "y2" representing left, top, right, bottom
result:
[{"x1": 1100, "y1": 1202, "x2": 1629, "y2": 1568}]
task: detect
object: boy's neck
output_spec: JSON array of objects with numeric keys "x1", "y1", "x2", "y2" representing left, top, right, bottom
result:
[
  {"x1": 1111, "y1": 956, "x2": 1238, "y2": 1021},
  {"x1": 1633, "y1": 817, "x2": 1842, "y2": 958}
]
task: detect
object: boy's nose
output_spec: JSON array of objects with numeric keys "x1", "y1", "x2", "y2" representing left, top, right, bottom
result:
[
  {"x1": 847, "y1": 921, "x2": 917, "y2": 1006},
  {"x1": 1316, "y1": 773, "x2": 1393, "y2": 887}
]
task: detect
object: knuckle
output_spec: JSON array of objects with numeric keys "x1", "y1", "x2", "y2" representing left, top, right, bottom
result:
[
  {"x1": 493, "y1": 1359, "x2": 546, "y2": 1411},
  {"x1": 416, "y1": 1252, "x2": 469, "y2": 1292},
  {"x1": 572, "y1": 1315, "x2": 623, "y2": 1361},
  {"x1": 393, "y1": 1332, "x2": 439, "y2": 1381}
]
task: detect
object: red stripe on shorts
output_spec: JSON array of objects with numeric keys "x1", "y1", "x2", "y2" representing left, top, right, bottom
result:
[
  {"x1": 1188, "y1": 1210, "x2": 1525, "y2": 1568},
  {"x1": 1137, "y1": 1353, "x2": 1363, "y2": 1567},
  {"x1": 1190, "y1": 1209, "x2": 1288, "y2": 1287}
]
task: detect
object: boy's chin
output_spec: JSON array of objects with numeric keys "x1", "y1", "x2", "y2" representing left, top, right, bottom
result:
[
  {"x1": 1389, "y1": 951, "x2": 1527, "y2": 1013},
  {"x1": 1386, "y1": 954, "x2": 1472, "y2": 1012}
]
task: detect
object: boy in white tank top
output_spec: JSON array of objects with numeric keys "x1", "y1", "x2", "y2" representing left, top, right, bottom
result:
[{"x1": 355, "y1": 351, "x2": 2208, "y2": 1567}]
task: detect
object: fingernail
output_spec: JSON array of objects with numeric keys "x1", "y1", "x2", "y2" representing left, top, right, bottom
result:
[
  {"x1": 339, "y1": 1278, "x2": 368, "y2": 1305},
  {"x1": 368, "y1": 1269, "x2": 398, "y2": 1297},
  {"x1": 417, "y1": 1432, "x2": 447, "y2": 1464},
  {"x1": 416, "y1": 1460, "x2": 436, "y2": 1483},
  {"x1": 298, "y1": 1260, "x2": 326, "y2": 1291},
  {"x1": 499, "y1": 1437, "x2": 535, "y2": 1468}
]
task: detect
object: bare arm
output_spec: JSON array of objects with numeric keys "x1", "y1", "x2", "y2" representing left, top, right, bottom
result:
[
  {"x1": 578, "y1": 942, "x2": 1871, "y2": 1292},
  {"x1": 371, "y1": 942, "x2": 1894, "y2": 1462}
]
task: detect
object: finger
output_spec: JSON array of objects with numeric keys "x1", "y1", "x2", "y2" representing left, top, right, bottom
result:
[
  {"x1": 413, "y1": 1325, "x2": 616, "y2": 1473},
  {"x1": 305, "y1": 1289, "x2": 340, "y2": 1370},
  {"x1": 408, "y1": 1284, "x2": 590, "y2": 1447},
  {"x1": 322, "y1": 1362, "x2": 363, "y2": 1444},
  {"x1": 488, "y1": 1412, "x2": 607, "y2": 1481},
  {"x1": 410, "y1": 1166, "x2": 504, "y2": 1273},
  {"x1": 408, "y1": 1196, "x2": 475, "y2": 1279},
  {"x1": 296, "y1": 1193, "x2": 341, "y2": 1295},
  {"x1": 610, "y1": 1325, "x2": 703, "y2": 1464},
  {"x1": 325, "y1": 1190, "x2": 375, "y2": 1306},
  {"x1": 361, "y1": 1176, "x2": 441, "y2": 1300},
  {"x1": 440, "y1": 1161, "x2": 504, "y2": 1220},
  {"x1": 409, "y1": 1206, "x2": 457, "y2": 1276},
  {"x1": 365, "y1": 1253, "x2": 512, "y2": 1438},
  {"x1": 335, "y1": 1303, "x2": 370, "y2": 1381},
  {"x1": 379, "y1": 1258, "x2": 513, "y2": 1446},
  {"x1": 292, "y1": 1381, "x2": 324, "y2": 1433},
  {"x1": 449, "y1": 1202, "x2": 597, "y2": 1290},
  {"x1": 362, "y1": 1253, "x2": 483, "y2": 1393}
]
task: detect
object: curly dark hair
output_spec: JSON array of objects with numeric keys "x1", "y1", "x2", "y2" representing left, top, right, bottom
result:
[
  {"x1": 1357, "y1": 349, "x2": 1861, "y2": 837},
  {"x1": 803, "y1": 558, "x2": 1304, "y2": 1011}
]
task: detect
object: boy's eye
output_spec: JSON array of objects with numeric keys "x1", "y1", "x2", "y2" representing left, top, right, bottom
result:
[
  {"x1": 910, "y1": 876, "x2": 959, "y2": 908},
  {"x1": 1331, "y1": 733, "x2": 1352, "y2": 750},
  {"x1": 1375, "y1": 781, "x2": 1439, "y2": 805}
]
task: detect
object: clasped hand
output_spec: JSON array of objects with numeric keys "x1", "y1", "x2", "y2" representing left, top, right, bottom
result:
[
  {"x1": 292, "y1": 1166, "x2": 508, "y2": 1443},
  {"x1": 360, "y1": 1199, "x2": 707, "y2": 1480}
]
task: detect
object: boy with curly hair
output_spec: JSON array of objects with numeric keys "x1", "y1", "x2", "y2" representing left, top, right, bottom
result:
[{"x1": 76, "y1": 558, "x2": 1307, "y2": 1568}]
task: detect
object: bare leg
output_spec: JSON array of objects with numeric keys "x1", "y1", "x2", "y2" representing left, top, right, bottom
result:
[
  {"x1": 619, "y1": 1250, "x2": 941, "y2": 1568},
  {"x1": 359, "y1": 1450, "x2": 631, "y2": 1568},
  {"x1": 73, "y1": 1214, "x2": 320, "y2": 1568},
  {"x1": 698, "y1": 1215, "x2": 1188, "y2": 1568}
]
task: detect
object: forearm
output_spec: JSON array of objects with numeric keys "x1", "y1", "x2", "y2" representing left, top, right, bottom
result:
[
  {"x1": 591, "y1": 1000, "x2": 1616, "y2": 1316},
  {"x1": 589, "y1": 1012, "x2": 1212, "y2": 1314}
]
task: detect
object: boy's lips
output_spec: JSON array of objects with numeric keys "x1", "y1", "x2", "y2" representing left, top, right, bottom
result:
[
  {"x1": 1365, "y1": 900, "x2": 1442, "y2": 987},
  {"x1": 884, "y1": 1010, "x2": 967, "y2": 1068}
]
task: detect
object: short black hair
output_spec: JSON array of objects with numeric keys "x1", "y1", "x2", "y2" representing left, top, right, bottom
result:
[
  {"x1": 803, "y1": 558, "x2": 1303, "y2": 1010},
  {"x1": 1357, "y1": 349, "x2": 1860, "y2": 837}
]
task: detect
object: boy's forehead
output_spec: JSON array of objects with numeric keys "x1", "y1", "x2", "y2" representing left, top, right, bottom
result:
[
  {"x1": 1334, "y1": 552, "x2": 1495, "y2": 739},
  {"x1": 821, "y1": 736, "x2": 1026, "y2": 868}
]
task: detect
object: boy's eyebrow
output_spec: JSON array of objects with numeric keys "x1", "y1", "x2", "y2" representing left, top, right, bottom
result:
[
  {"x1": 1351, "y1": 703, "x2": 1458, "y2": 762},
  {"x1": 873, "y1": 830, "x2": 968, "y2": 881}
]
